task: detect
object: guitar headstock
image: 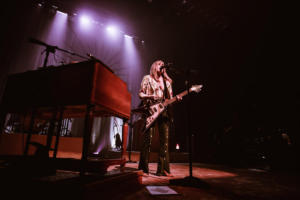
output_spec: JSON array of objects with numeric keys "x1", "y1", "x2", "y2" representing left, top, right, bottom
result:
[{"x1": 190, "y1": 85, "x2": 203, "y2": 93}]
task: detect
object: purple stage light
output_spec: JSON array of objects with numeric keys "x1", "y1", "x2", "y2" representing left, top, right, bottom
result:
[
  {"x1": 56, "y1": 10, "x2": 67, "y2": 16},
  {"x1": 106, "y1": 25, "x2": 119, "y2": 37},
  {"x1": 79, "y1": 15, "x2": 92, "y2": 29},
  {"x1": 47, "y1": 9, "x2": 68, "y2": 41},
  {"x1": 124, "y1": 34, "x2": 137, "y2": 64},
  {"x1": 124, "y1": 34, "x2": 133, "y2": 39}
]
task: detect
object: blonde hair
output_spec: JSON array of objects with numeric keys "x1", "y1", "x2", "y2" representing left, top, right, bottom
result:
[{"x1": 150, "y1": 60, "x2": 172, "y2": 84}]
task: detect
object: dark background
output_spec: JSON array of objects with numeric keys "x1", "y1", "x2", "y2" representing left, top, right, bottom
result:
[{"x1": 1, "y1": 0, "x2": 298, "y2": 169}]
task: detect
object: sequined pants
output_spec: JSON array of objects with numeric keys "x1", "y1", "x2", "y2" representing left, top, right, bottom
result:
[{"x1": 138, "y1": 112, "x2": 170, "y2": 174}]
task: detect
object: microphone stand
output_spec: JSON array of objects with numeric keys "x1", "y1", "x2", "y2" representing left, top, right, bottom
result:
[
  {"x1": 169, "y1": 67, "x2": 209, "y2": 188},
  {"x1": 42, "y1": 45, "x2": 56, "y2": 68},
  {"x1": 29, "y1": 37, "x2": 89, "y2": 67},
  {"x1": 30, "y1": 38, "x2": 115, "y2": 73}
]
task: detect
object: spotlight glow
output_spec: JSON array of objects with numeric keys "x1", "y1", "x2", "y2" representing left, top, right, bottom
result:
[
  {"x1": 57, "y1": 10, "x2": 68, "y2": 16},
  {"x1": 124, "y1": 34, "x2": 133, "y2": 39},
  {"x1": 106, "y1": 26, "x2": 118, "y2": 34},
  {"x1": 79, "y1": 15, "x2": 92, "y2": 29},
  {"x1": 80, "y1": 16, "x2": 91, "y2": 25},
  {"x1": 44, "y1": 6, "x2": 68, "y2": 64}
]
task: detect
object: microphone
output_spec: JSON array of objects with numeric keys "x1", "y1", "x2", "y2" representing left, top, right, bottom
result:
[{"x1": 28, "y1": 37, "x2": 47, "y2": 46}]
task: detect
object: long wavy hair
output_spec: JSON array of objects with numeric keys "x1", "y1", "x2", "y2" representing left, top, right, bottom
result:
[{"x1": 150, "y1": 60, "x2": 172, "y2": 84}]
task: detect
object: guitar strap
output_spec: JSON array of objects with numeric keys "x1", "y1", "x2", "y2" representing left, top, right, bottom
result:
[
  {"x1": 162, "y1": 77, "x2": 173, "y2": 120},
  {"x1": 162, "y1": 77, "x2": 170, "y2": 100}
]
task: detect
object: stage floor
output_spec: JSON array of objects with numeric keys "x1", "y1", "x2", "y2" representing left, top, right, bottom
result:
[
  {"x1": 1, "y1": 158, "x2": 299, "y2": 199},
  {"x1": 107, "y1": 162, "x2": 300, "y2": 200}
]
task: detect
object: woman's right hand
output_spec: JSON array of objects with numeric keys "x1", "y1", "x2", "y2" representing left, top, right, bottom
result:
[
  {"x1": 140, "y1": 93, "x2": 157, "y2": 100},
  {"x1": 151, "y1": 95, "x2": 158, "y2": 100}
]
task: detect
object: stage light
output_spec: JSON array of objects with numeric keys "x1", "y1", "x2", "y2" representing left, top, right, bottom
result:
[
  {"x1": 79, "y1": 15, "x2": 92, "y2": 29},
  {"x1": 124, "y1": 34, "x2": 133, "y2": 39},
  {"x1": 57, "y1": 10, "x2": 68, "y2": 16},
  {"x1": 106, "y1": 25, "x2": 118, "y2": 35},
  {"x1": 176, "y1": 143, "x2": 180, "y2": 150},
  {"x1": 46, "y1": 5, "x2": 68, "y2": 48},
  {"x1": 80, "y1": 16, "x2": 91, "y2": 25}
]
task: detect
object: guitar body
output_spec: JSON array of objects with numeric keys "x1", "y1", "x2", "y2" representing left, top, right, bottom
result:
[{"x1": 145, "y1": 102, "x2": 166, "y2": 130}]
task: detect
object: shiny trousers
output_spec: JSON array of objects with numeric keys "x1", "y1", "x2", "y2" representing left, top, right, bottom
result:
[{"x1": 138, "y1": 112, "x2": 170, "y2": 174}]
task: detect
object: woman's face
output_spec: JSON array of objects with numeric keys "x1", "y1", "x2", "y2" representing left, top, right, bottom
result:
[{"x1": 156, "y1": 61, "x2": 164, "y2": 74}]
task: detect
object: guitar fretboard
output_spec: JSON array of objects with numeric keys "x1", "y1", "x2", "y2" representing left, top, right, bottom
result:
[{"x1": 163, "y1": 89, "x2": 190, "y2": 106}]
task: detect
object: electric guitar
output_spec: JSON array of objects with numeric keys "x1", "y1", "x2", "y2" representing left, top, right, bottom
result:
[{"x1": 137, "y1": 84, "x2": 203, "y2": 134}]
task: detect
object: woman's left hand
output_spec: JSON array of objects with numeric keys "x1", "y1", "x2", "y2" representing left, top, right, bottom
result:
[{"x1": 176, "y1": 95, "x2": 182, "y2": 101}]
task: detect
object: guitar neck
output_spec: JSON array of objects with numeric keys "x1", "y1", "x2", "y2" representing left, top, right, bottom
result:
[{"x1": 164, "y1": 89, "x2": 189, "y2": 106}]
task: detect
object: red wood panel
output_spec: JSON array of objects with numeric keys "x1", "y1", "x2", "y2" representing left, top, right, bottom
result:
[
  {"x1": 1, "y1": 60, "x2": 131, "y2": 119},
  {"x1": 0, "y1": 133, "x2": 82, "y2": 159}
]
